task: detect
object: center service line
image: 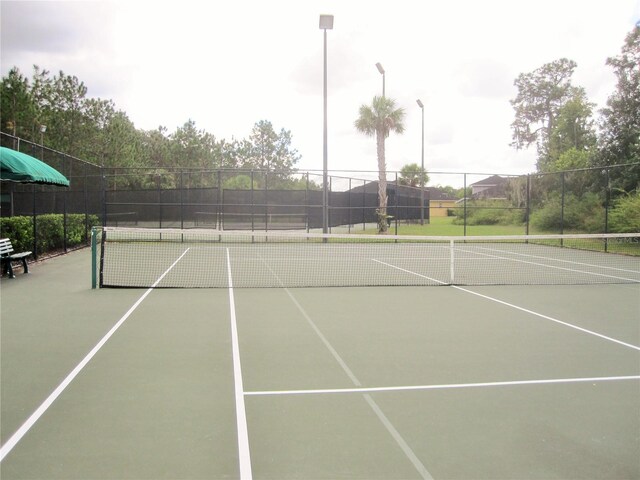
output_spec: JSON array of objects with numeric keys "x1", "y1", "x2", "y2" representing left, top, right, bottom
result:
[{"x1": 226, "y1": 248, "x2": 253, "y2": 480}]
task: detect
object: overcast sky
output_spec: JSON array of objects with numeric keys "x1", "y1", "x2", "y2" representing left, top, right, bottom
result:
[{"x1": 1, "y1": 0, "x2": 639, "y2": 187}]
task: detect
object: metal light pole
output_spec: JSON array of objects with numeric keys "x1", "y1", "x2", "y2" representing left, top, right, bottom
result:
[
  {"x1": 416, "y1": 99, "x2": 425, "y2": 225},
  {"x1": 320, "y1": 14, "x2": 333, "y2": 236},
  {"x1": 375, "y1": 62, "x2": 385, "y2": 97}
]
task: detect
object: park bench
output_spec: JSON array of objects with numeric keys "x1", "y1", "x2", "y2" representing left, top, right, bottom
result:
[{"x1": 0, "y1": 238, "x2": 32, "y2": 278}]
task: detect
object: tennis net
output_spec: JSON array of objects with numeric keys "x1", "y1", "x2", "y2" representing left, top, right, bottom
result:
[{"x1": 91, "y1": 227, "x2": 640, "y2": 288}]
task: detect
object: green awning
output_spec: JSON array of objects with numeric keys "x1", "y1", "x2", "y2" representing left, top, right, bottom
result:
[{"x1": 0, "y1": 146, "x2": 70, "y2": 187}]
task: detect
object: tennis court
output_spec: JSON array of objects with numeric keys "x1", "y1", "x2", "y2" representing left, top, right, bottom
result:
[{"x1": 1, "y1": 230, "x2": 639, "y2": 479}]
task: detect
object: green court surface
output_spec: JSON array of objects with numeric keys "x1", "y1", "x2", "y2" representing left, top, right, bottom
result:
[{"x1": 1, "y1": 248, "x2": 639, "y2": 479}]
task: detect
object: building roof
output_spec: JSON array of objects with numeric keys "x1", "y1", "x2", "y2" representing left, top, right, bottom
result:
[{"x1": 469, "y1": 175, "x2": 508, "y2": 187}]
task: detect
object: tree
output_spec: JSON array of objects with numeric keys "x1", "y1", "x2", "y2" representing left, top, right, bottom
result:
[
  {"x1": 139, "y1": 126, "x2": 170, "y2": 169},
  {"x1": 170, "y1": 119, "x2": 220, "y2": 174},
  {"x1": 1, "y1": 65, "x2": 304, "y2": 188},
  {"x1": 0, "y1": 68, "x2": 38, "y2": 141},
  {"x1": 38, "y1": 69, "x2": 89, "y2": 156},
  {"x1": 218, "y1": 137, "x2": 244, "y2": 169},
  {"x1": 100, "y1": 112, "x2": 143, "y2": 169},
  {"x1": 398, "y1": 163, "x2": 429, "y2": 187},
  {"x1": 598, "y1": 24, "x2": 640, "y2": 193},
  {"x1": 510, "y1": 58, "x2": 582, "y2": 171},
  {"x1": 547, "y1": 90, "x2": 597, "y2": 167},
  {"x1": 355, "y1": 96, "x2": 405, "y2": 232},
  {"x1": 244, "y1": 120, "x2": 300, "y2": 176}
]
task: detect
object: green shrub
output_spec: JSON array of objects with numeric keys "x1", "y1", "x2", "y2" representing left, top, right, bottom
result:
[
  {"x1": 0, "y1": 214, "x2": 99, "y2": 255},
  {"x1": 608, "y1": 192, "x2": 640, "y2": 233},
  {"x1": 0, "y1": 216, "x2": 33, "y2": 252},
  {"x1": 452, "y1": 200, "x2": 525, "y2": 226},
  {"x1": 529, "y1": 192, "x2": 604, "y2": 233}
]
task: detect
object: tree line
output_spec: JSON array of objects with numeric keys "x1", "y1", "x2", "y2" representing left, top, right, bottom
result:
[
  {"x1": 510, "y1": 25, "x2": 639, "y2": 190},
  {"x1": 1, "y1": 66, "x2": 303, "y2": 189}
]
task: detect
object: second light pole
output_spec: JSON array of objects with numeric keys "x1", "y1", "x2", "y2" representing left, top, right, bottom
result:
[
  {"x1": 416, "y1": 99, "x2": 425, "y2": 225},
  {"x1": 320, "y1": 14, "x2": 334, "y2": 236}
]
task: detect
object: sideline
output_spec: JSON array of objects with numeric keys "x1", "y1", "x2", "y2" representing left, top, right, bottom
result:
[{"x1": 0, "y1": 249, "x2": 190, "y2": 462}]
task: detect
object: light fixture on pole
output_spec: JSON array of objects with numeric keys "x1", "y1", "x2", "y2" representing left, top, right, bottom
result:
[
  {"x1": 416, "y1": 99, "x2": 425, "y2": 225},
  {"x1": 319, "y1": 14, "x2": 333, "y2": 236},
  {"x1": 375, "y1": 62, "x2": 385, "y2": 97},
  {"x1": 40, "y1": 125, "x2": 47, "y2": 160}
]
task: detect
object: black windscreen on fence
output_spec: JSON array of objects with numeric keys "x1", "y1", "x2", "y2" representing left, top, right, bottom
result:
[{"x1": 3, "y1": 133, "x2": 637, "y2": 259}]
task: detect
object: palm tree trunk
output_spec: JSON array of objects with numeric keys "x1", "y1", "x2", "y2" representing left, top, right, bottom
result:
[{"x1": 376, "y1": 129, "x2": 388, "y2": 233}]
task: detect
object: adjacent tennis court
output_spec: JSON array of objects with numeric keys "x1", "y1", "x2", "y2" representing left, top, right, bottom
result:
[{"x1": 1, "y1": 233, "x2": 639, "y2": 479}]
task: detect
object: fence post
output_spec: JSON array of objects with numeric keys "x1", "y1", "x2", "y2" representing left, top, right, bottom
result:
[
  {"x1": 179, "y1": 171, "x2": 184, "y2": 230},
  {"x1": 329, "y1": 175, "x2": 333, "y2": 233},
  {"x1": 264, "y1": 171, "x2": 268, "y2": 232},
  {"x1": 525, "y1": 174, "x2": 531, "y2": 236},
  {"x1": 91, "y1": 227, "x2": 97, "y2": 289},
  {"x1": 63, "y1": 182, "x2": 68, "y2": 253},
  {"x1": 32, "y1": 185, "x2": 37, "y2": 259},
  {"x1": 394, "y1": 172, "x2": 398, "y2": 235},
  {"x1": 463, "y1": 173, "x2": 467, "y2": 237},
  {"x1": 362, "y1": 179, "x2": 366, "y2": 230},
  {"x1": 306, "y1": 172, "x2": 310, "y2": 233},
  {"x1": 250, "y1": 170, "x2": 255, "y2": 232},
  {"x1": 604, "y1": 167, "x2": 610, "y2": 251},
  {"x1": 83, "y1": 161, "x2": 89, "y2": 243},
  {"x1": 157, "y1": 174, "x2": 162, "y2": 229},
  {"x1": 100, "y1": 171, "x2": 107, "y2": 227},
  {"x1": 560, "y1": 171, "x2": 565, "y2": 239},
  {"x1": 348, "y1": 177, "x2": 352, "y2": 234},
  {"x1": 217, "y1": 170, "x2": 223, "y2": 230}
]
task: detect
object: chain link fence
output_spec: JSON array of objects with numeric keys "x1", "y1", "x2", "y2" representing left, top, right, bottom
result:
[{"x1": 2, "y1": 132, "x2": 638, "y2": 258}]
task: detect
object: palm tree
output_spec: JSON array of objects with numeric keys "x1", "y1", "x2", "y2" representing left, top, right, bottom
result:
[
  {"x1": 399, "y1": 163, "x2": 429, "y2": 187},
  {"x1": 355, "y1": 96, "x2": 406, "y2": 232}
]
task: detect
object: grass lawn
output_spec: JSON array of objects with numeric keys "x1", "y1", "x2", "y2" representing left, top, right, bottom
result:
[
  {"x1": 357, "y1": 217, "x2": 639, "y2": 255},
  {"x1": 362, "y1": 217, "x2": 530, "y2": 236}
]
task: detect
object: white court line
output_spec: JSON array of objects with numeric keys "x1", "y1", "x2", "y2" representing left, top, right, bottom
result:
[
  {"x1": 0, "y1": 248, "x2": 191, "y2": 463},
  {"x1": 280, "y1": 287, "x2": 433, "y2": 480},
  {"x1": 374, "y1": 259, "x2": 640, "y2": 351},
  {"x1": 257, "y1": 256, "x2": 433, "y2": 480},
  {"x1": 455, "y1": 246, "x2": 640, "y2": 283},
  {"x1": 226, "y1": 249, "x2": 253, "y2": 480},
  {"x1": 246, "y1": 375, "x2": 640, "y2": 396},
  {"x1": 452, "y1": 285, "x2": 640, "y2": 351},
  {"x1": 372, "y1": 258, "x2": 447, "y2": 285},
  {"x1": 473, "y1": 245, "x2": 640, "y2": 275}
]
